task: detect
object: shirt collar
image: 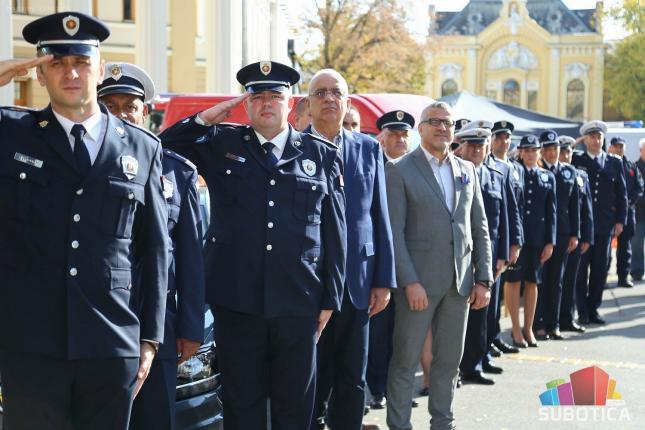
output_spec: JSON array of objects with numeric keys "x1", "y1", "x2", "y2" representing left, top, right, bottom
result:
[
  {"x1": 420, "y1": 144, "x2": 449, "y2": 166},
  {"x1": 310, "y1": 124, "x2": 343, "y2": 147},
  {"x1": 52, "y1": 109, "x2": 103, "y2": 143},
  {"x1": 253, "y1": 126, "x2": 290, "y2": 152}
]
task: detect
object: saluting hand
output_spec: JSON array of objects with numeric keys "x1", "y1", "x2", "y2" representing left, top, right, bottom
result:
[
  {"x1": 0, "y1": 55, "x2": 53, "y2": 87},
  {"x1": 469, "y1": 283, "x2": 491, "y2": 310},
  {"x1": 405, "y1": 282, "x2": 428, "y2": 311},
  {"x1": 368, "y1": 287, "x2": 391, "y2": 317},
  {"x1": 177, "y1": 338, "x2": 201, "y2": 365},
  {"x1": 198, "y1": 93, "x2": 251, "y2": 125},
  {"x1": 133, "y1": 342, "x2": 157, "y2": 398}
]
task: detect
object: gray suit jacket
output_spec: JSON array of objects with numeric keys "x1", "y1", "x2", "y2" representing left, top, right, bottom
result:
[{"x1": 385, "y1": 146, "x2": 493, "y2": 297}]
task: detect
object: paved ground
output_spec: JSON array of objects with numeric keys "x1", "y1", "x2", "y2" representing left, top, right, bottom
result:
[{"x1": 363, "y1": 275, "x2": 645, "y2": 430}]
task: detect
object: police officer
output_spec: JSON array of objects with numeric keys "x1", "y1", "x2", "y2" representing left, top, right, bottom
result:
[
  {"x1": 451, "y1": 118, "x2": 471, "y2": 151},
  {"x1": 534, "y1": 130, "x2": 580, "y2": 341},
  {"x1": 457, "y1": 126, "x2": 509, "y2": 385},
  {"x1": 487, "y1": 120, "x2": 523, "y2": 355},
  {"x1": 504, "y1": 135, "x2": 556, "y2": 348},
  {"x1": 572, "y1": 121, "x2": 627, "y2": 325},
  {"x1": 607, "y1": 136, "x2": 644, "y2": 288},
  {"x1": 0, "y1": 12, "x2": 168, "y2": 429},
  {"x1": 376, "y1": 110, "x2": 414, "y2": 161},
  {"x1": 159, "y1": 61, "x2": 347, "y2": 430},
  {"x1": 559, "y1": 136, "x2": 593, "y2": 333},
  {"x1": 97, "y1": 62, "x2": 206, "y2": 430}
]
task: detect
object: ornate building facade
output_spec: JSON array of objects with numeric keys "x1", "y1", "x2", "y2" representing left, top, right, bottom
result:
[
  {"x1": 2, "y1": 0, "x2": 296, "y2": 107},
  {"x1": 426, "y1": 0, "x2": 605, "y2": 120}
]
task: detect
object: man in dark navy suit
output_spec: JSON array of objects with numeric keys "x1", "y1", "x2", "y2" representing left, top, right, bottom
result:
[
  {"x1": 97, "y1": 62, "x2": 205, "y2": 430},
  {"x1": 160, "y1": 61, "x2": 347, "y2": 430},
  {"x1": 306, "y1": 69, "x2": 396, "y2": 430},
  {"x1": 0, "y1": 12, "x2": 168, "y2": 430},
  {"x1": 572, "y1": 121, "x2": 627, "y2": 325}
]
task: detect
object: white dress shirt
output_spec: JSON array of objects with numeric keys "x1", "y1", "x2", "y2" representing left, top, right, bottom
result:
[
  {"x1": 53, "y1": 109, "x2": 106, "y2": 164},
  {"x1": 420, "y1": 146, "x2": 455, "y2": 212},
  {"x1": 254, "y1": 127, "x2": 290, "y2": 166}
]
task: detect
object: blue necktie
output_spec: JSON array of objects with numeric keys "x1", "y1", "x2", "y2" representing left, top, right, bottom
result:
[
  {"x1": 71, "y1": 124, "x2": 91, "y2": 177},
  {"x1": 262, "y1": 142, "x2": 278, "y2": 167}
]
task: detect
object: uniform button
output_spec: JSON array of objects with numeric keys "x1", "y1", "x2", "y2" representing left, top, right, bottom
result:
[
  {"x1": 595, "y1": 190, "x2": 599, "y2": 194},
  {"x1": 211, "y1": 237, "x2": 217, "y2": 243},
  {"x1": 313, "y1": 256, "x2": 319, "y2": 262},
  {"x1": 226, "y1": 169, "x2": 231, "y2": 175},
  {"x1": 595, "y1": 182, "x2": 599, "y2": 186},
  {"x1": 71, "y1": 240, "x2": 79, "y2": 249},
  {"x1": 19, "y1": 172, "x2": 27, "y2": 180},
  {"x1": 73, "y1": 214, "x2": 80, "y2": 222},
  {"x1": 268, "y1": 222, "x2": 274, "y2": 228},
  {"x1": 528, "y1": 190, "x2": 533, "y2": 194},
  {"x1": 527, "y1": 200, "x2": 532, "y2": 204},
  {"x1": 270, "y1": 179, "x2": 276, "y2": 185},
  {"x1": 76, "y1": 188, "x2": 83, "y2": 195},
  {"x1": 526, "y1": 210, "x2": 531, "y2": 214},
  {"x1": 266, "y1": 244, "x2": 273, "y2": 251},
  {"x1": 69, "y1": 267, "x2": 78, "y2": 276},
  {"x1": 128, "y1": 192, "x2": 135, "y2": 200},
  {"x1": 311, "y1": 185, "x2": 317, "y2": 191},
  {"x1": 594, "y1": 198, "x2": 598, "y2": 202},
  {"x1": 529, "y1": 181, "x2": 533, "y2": 185},
  {"x1": 269, "y1": 200, "x2": 275, "y2": 207}
]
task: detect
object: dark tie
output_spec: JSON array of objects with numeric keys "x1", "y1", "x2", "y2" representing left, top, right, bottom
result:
[
  {"x1": 549, "y1": 164, "x2": 555, "y2": 173},
  {"x1": 595, "y1": 156, "x2": 602, "y2": 170},
  {"x1": 71, "y1": 124, "x2": 91, "y2": 177},
  {"x1": 262, "y1": 141, "x2": 278, "y2": 167}
]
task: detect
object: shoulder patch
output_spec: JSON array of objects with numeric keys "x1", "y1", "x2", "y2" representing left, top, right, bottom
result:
[
  {"x1": 305, "y1": 132, "x2": 338, "y2": 149},
  {"x1": 163, "y1": 148, "x2": 197, "y2": 171}
]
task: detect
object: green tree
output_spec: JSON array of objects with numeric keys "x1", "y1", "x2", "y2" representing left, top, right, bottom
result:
[
  {"x1": 608, "y1": 0, "x2": 644, "y2": 34},
  {"x1": 605, "y1": 32, "x2": 645, "y2": 119},
  {"x1": 297, "y1": 0, "x2": 427, "y2": 94}
]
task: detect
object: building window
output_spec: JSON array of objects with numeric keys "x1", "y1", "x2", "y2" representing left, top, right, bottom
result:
[
  {"x1": 441, "y1": 79, "x2": 458, "y2": 97},
  {"x1": 566, "y1": 79, "x2": 585, "y2": 120},
  {"x1": 14, "y1": 81, "x2": 27, "y2": 106},
  {"x1": 12, "y1": 0, "x2": 28, "y2": 14},
  {"x1": 528, "y1": 90, "x2": 538, "y2": 111},
  {"x1": 485, "y1": 90, "x2": 497, "y2": 100},
  {"x1": 124, "y1": 0, "x2": 136, "y2": 21},
  {"x1": 503, "y1": 79, "x2": 520, "y2": 107}
]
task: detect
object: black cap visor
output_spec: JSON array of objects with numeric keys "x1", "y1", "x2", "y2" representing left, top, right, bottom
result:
[
  {"x1": 246, "y1": 82, "x2": 290, "y2": 94},
  {"x1": 98, "y1": 85, "x2": 145, "y2": 100}
]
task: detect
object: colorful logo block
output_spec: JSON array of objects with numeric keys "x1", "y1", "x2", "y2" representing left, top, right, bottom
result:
[{"x1": 539, "y1": 366, "x2": 621, "y2": 406}]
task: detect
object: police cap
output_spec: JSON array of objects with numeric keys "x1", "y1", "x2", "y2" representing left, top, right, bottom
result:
[
  {"x1": 98, "y1": 63, "x2": 156, "y2": 103},
  {"x1": 558, "y1": 135, "x2": 576, "y2": 149},
  {"x1": 610, "y1": 136, "x2": 626, "y2": 145},
  {"x1": 462, "y1": 119, "x2": 493, "y2": 132},
  {"x1": 539, "y1": 130, "x2": 559, "y2": 147},
  {"x1": 376, "y1": 110, "x2": 415, "y2": 131},
  {"x1": 23, "y1": 12, "x2": 110, "y2": 58},
  {"x1": 236, "y1": 61, "x2": 300, "y2": 93},
  {"x1": 518, "y1": 134, "x2": 540, "y2": 149},
  {"x1": 455, "y1": 127, "x2": 492, "y2": 145},
  {"x1": 492, "y1": 120, "x2": 514, "y2": 135},
  {"x1": 454, "y1": 118, "x2": 471, "y2": 132},
  {"x1": 579, "y1": 120, "x2": 607, "y2": 136}
]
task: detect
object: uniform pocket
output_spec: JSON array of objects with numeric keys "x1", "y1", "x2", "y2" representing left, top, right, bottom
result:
[
  {"x1": 108, "y1": 267, "x2": 133, "y2": 291},
  {"x1": 101, "y1": 177, "x2": 146, "y2": 238},
  {"x1": 293, "y1": 176, "x2": 328, "y2": 223}
]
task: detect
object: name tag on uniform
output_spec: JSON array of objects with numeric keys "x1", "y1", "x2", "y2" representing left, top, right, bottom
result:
[
  {"x1": 14, "y1": 152, "x2": 43, "y2": 168},
  {"x1": 121, "y1": 155, "x2": 139, "y2": 180},
  {"x1": 161, "y1": 176, "x2": 174, "y2": 199},
  {"x1": 225, "y1": 153, "x2": 246, "y2": 163}
]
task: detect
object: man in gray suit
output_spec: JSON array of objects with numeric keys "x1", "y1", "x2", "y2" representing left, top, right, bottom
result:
[{"x1": 385, "y1": 101, "x2": 493, "y2": 430}]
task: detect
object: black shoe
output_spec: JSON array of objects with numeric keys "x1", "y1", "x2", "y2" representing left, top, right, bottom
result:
[
  {"x1": 631, "y1": 274, "x2": 643, "y2": 281},
  {"x1": 482, "y1": 361, "x2": 503, "y2": 374},
  {"x1": 589, "y1": 315, "x2": 606, "y2": 324},
  {"x1": 549, "y1": 331, "x2": 565, "y2": 340},
  {"x1": 512, "y1": 336, "x2": 528, "y2": 348},
  {"x1": 369, "y1": 394, "x2": 386, "y2": 409},
  {"x1": 362, "y1": 425, "x2": 382, "y2": 430},
  {"x1": 618, "y1": 279, "x2": 634, "y2": 288},
  {"x1": 535, "y1": 331, "x2": 550, "y2": 341},
  {"x1": 411, "y1": 399, "x2": 419, "y2": 408},
  {"x1": 364, "y1": 405, "x2": 370, "y2": 415},
  {"x1": 461, "y1": 371, "x2": 495, "y2": 385},
  {"x1": 561, "y1": 321, "x2": 586, "y2": 333},
  {"x1": 494, "y1": 338, "x2": 520, "y2": 354},
  {"x1": 578, "y1": 316, "x2": 590, "y2": 325},
  {"x1": 418, "y1": 386, "x2": 429, "y2": 396},
  {"x1": 489, "y1": 343, "x2": 502, "y2": 357}
]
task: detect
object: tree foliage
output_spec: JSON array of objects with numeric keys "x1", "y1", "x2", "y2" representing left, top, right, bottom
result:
[
  {"x1": 605, "y1": 32, "x2": 645, "y2": 119},
  {"x1": 608, "y1": 0, "x2": 644, "y2": 34},
  {"x1": 297, "y1": 0, "x2": 427, "y2": 94}
]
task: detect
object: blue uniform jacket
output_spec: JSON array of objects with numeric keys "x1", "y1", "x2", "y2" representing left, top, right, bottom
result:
[
  {"x1": 551, "y1": 163, "x2": 580, "y2": 238},
  {"x1": 621, "y1": 156, "x2": 644, "y2": 233},
  {"x1": 488, "y1": 154, "x2": 523, "y2": 248},
  {"x1": 480, "y1": 163, "x2": 509, "y2": 262},
  {"x1": 0, "y1": 105, "x2": 168, "y2": 359},
  {"x1": 305, "y1": 126, "x2": 396, "y2": 310},
  {"x1": 572, "y1": 151, "x2": 627, "y2": 236},
  {"x1": 575, "y1": 169, "x2": 594, "y2": 245},
  {"x1": 158, "y1": 149, "x2": 205, "y2": 360},
  {"x1": 160, "y1": 116, "x2": 347, "y2": 316},
  {"x1": 520, "y1": 165, "x2": 557, "y2": 248}
]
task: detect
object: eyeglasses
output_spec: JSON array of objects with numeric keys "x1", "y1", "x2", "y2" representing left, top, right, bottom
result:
[
  {"x1": 309, "y1": 88, "x2": 346, "y2": 99},
  {"x1": 419, "y1": 118, "x2": 455, "y2": 128}
]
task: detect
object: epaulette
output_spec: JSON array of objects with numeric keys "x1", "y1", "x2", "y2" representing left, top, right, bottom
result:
[
  {"x1": 163, "y1": 148, "x2": 197, "y2": 171},
  {"x1": 119, "y1": 118, "x2": 160, "y2": 142},
  {"x1": 0, "y1": 105, "x2": 39, "y2": 122},
  {"x1": 305, "y1": 132, "x2": 338, "y2": 149}
]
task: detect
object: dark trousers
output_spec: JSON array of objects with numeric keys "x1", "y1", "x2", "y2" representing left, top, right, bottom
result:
[
  {"x1": 366, "y1": 302, "x2": 394, "y2": 396},
  {"x1": 213, "y1": 307, "x2": 317, "y2": 430},
  {"x1": 485, "y1": 276, "x2": 502, "y2": 360},
  {"x1": 560, "y1": 245, "x2": 582, "y2": 327},
  {"x1": 459, "y1": 305, "x2": 487, "y2": 374},
  {"x1": 312, "y1": 292, "x2": 369, "y2": 430},
  {"x1": 576, "y1": 234, "x2": 612, "y2": 319},
  {"x1": 0, "y1": 348, "x2": 138, "y2": 430},
  {"x1": 536, "y1": 235, "x2": 570, "y2": 332},
  {"x1": 616, "y1": 223, "x2": 634, "y2": 282},
  {"x1": 130, "y1": 358, "x2": 177, "y2": 430}
]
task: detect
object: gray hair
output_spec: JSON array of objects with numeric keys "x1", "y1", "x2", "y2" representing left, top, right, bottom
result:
[{"x1": 421, "y1": 101, "x2": 453, "y2": 121}]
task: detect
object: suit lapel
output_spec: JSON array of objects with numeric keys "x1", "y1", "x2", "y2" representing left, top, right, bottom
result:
[
  {"x1": 280, "y1": 127, "x2": 304, "y2": 166},
  {"x1": 342, "y1": 129, "x2": 360, "y2": 177},
  {"x1": 449, "y1": 154, "x2": 462, "y2": 214},
  {"x1": 411, "y1": 146, "x2": 450, "y2": 214},
  {"x1": 36, "y1": 106, "x2": 78, "y2": 172}
]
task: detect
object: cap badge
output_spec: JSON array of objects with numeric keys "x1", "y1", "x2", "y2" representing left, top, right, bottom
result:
[
  {"x1": 110, "y1": 65, "x2": 122, "y2": 81},
  {"x1": 528, "y1": 136, "x2": 535, "y2": 143},
  {"x1": 548, "y1": 133, "x2": 555, "y2": 141},
  {"x1": 62, "y1": 15, "x2": 80, "y2": 36},
  {"x1": 501, "y1": 121, "x2": 507, "y2": 127},
  {"x1": 121, "y1": 155, "x2": 139, "y2": 180},
  {"x1": 38, "y1": 120, "x2": 48, "y2": 128},
  {"x1": 460, "y1": 119, "x2": 469, "y2": 127},
  {"x1": 478, "y1": 121, "x2": 484, "y2": 127},
  {"x1": 396, "y1": 111, "x2": 404, "y2": 121},
  {"x1": 260, "y1": 61, "x2": 272, "y2": 76},
  {"x1": 302, "y1": 159, "x2": 316, "y2": 177}
]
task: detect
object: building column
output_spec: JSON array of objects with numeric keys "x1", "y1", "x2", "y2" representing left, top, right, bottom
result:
[
  {"x1": 57, "y1": 0, "x2": 92, "y2": 13},
  {"x1": 466, "y1": 48, "x2": 477, "y2": 93},
  {"x1": 170, "y1": 0, "x2": 196, "y2": 92},
  {"x1": 136, "y1": 0, "x2": 168, "y2": 94},
  {"x1": 590, "y1": 47, "x2": 604, "y2": 120},
  {"x1": 0, "y1": 0, "x2": 13, "y2": 105},
  {"x1": 548, "y1": 48, "x2": 560, "y2": 117},
  {"x1": 206, "y1": 0, "x2": 242, "y2": 93}
]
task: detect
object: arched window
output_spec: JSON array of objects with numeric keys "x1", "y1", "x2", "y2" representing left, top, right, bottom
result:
[
  {"x1": 441, "y1": 79, "x2": 458, "y2": 97},
  {"x1": 566, "y1": 79, "x2": 585, "y2": 120},
  {"x1": 503, "y1": 79, "x2": 520, "y2": 106}
]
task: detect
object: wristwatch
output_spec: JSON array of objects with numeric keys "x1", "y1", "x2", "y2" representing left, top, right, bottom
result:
[{"x1": 476, "y1": 280, "x2": 492, "y2": 290}]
